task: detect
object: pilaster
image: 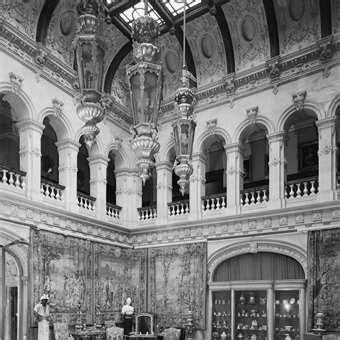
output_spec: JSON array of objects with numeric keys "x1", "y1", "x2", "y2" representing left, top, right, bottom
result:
[
  {"x1": 156, "y1": 162, "x2": 172, "y2": 224},
  {"x1": 88, "y1": 155, "x2": 109, "y2": 219},
  {"x1": 267, "y1": 132, "x2": 285, "y2": 209},
  {"x1": 316, "y1": 117, "x2": 337, "y2": 201},
  {"x1": 16, "y1": 119, "x2": 44, "y2": 201},
  {"x1": 225, "y1": 144, "x2": 242, "y2": 214},
  {"x1": 56, "y1": 139, "x2": 80, "y2": 212},
  {"x1": 115, "y1": 169, "x2": 142, "y2": 225},
  {"x1": 189, "y1": 153, "x2": 206, "y2": 220}
]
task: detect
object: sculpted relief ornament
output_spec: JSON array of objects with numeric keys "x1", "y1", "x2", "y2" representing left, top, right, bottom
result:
[{"x1": 292, "y1": 90, "x2": 307, "y2": 111}]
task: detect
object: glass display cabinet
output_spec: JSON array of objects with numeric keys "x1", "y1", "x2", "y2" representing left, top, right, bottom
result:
[
  {"x1": 235, "y1": 290, "x2": 268, "y2": 340},
  {"x1": 274, "y1": 290, "x2": 300, "y2": 340},
  {"x1": 212, "y1": 291, "x2": 232, "y2": 340}
]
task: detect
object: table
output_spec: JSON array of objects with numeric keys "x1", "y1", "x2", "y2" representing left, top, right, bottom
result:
[{"x1": 71, "y1": 327, "x2": 106, "y2": 340}]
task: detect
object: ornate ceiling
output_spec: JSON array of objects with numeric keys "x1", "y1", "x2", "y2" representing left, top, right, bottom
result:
[{"x1": 0, "y1": 0, "x2": 337, "y2": 114}]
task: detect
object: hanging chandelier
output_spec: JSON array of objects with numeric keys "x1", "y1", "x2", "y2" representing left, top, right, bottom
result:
[
  {"x1": 127, "y1": 0, "x2": 162, "y2": 184},
  {"x1": 172, "y1": 0, "x2": 197, "y2": 196},
  {"x1": 74, "y1": 0, "x2": 111, "y2": 148}
]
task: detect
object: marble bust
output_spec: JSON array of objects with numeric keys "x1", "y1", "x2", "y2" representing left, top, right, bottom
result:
[{"x1": 121, "y1": 297, "x2": 134, "y2": 316}]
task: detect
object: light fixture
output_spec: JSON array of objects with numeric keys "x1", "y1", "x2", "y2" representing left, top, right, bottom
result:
[
  {"x1": 172, "y1": 0, "x2": 197, "y2": 195},
  {"x1": 74, "y1": 0, "x2": 111, "y2": 148},
  {"x1": 127, "y1": 0, "x2": 162, "y2": 184}
]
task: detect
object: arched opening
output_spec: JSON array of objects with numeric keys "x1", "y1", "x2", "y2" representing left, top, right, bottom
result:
[
  {"x1": 106, "y1": 151, "x2": 116, "y2": 206},
  {"x1": 0, "y1": 94, "x2": 20, "y2": 170},
  {"x1": 284, "y1": 110, "x2": 319, "y2": 198},
  {"x1": 239, "y1": 123, "x2": 269, "y2": 206},
  {"x1": 210, "y1": 252, "x2": 305, "y2": 340},
  {"x1": 138, "y1": 160, "x2": 157, "y2": 220},
  {"x1": 201, "y1": 135, "x2": 226, "y2": 212}
]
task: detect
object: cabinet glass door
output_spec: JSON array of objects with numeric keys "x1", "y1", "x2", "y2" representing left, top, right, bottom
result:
[
  {"x1": 235, "y1": 290, "x2": 268, "y2": 340},
  {"x1": 274, "y1": 290, "x2": 300, "y2": 340},
  {"x1": 212, "y1": 291, "x2": 231, "y2": 340}
]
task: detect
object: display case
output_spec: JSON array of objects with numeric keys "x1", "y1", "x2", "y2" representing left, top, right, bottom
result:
[
  {"x1": 235, "y1": 290, "x2": 268, "y2": 340},
  {"x1": 274, "y1": 290, "x2": 300, "y2": 340},
  {"x1": 212, "y1": 291, "x2": 232, "y2": 340}
]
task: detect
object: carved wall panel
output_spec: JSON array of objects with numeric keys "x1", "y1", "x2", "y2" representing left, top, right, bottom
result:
[
  {"x1": 148, "y1": 242, "x2": 207, "y2": 330},
  {"x1": 332, "y1": 0, "x2": 340, "y2": 34},
  {"x1": 222, "y1": 0, "x2": 270, "y2": 72},
  {"x1": 159, "y1": 33, "x2": 182, "y2": 101},
  {"x1": 0, "y1": 0, "x2": 44, "y2": 39},
  {"x1": 186, "y1": 13, "x2": 227, "y2": 86},
  {"x1": 308, "y1": 229, "x2": 340, "y2": 332},
  {"x1": 273, "y1": 0, "x2": 320, "y2": 55},
  {"x1": 110, "y1": 51, "x2": 133, "y2": 110},
  {"x1": 94, "y1": 243, "x2": 147, "y2": 321}
]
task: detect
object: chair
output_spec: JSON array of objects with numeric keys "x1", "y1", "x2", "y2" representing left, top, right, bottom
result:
[
  {"x1": 135, "y1": 313, "x2": 154, "y2": 335},
  {"x1": 106, "y1": 326, "x2": 124, "y2": 340},
  {"x1": 162, "y1": 327, "x2": 181, "y2": 340},
  {"x1": 54, "y1": 322, "x2": 69, "y2": 340}
]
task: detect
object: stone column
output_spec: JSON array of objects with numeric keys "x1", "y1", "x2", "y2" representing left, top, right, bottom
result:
[
  {"x1": 17, "y1": 120, "x2": 44, "y2": 201},
  {"x1": 225, "y1": 144, "x2": 242, "y2": 215},
  {"x1": 115, "y1": 169, "x2": 142, "y2": 225},
  {"x1": 156, "y1": 162, "x2": 172, "y2": 224},
  {"x1": 56, "y1": 139, "x2": 80, "y2": 212},
  {"x1": 316, "y1": 117, "x2": 336, "y2": 201},
  {"x1": 189, "y1": 153, "x2": 206, "y2": 220},
  {"x1": 267, "y1": 132, "x2": 285, "y2": 209},
  {"x1": 88, "y1": 155, "x2": 108, "y2": 219},
  {"x1": 0, "y1": 249, "x2": 4, "y2": 340}
]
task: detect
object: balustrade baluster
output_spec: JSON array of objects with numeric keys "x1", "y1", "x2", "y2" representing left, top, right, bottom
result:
[
  {"x1": 15, "y1": 174, "x2": 20, "y2": 187},
  {"x1": 8, "y1": 172, "x2": 14, "y2": 185},
  {"x1": 303, "y1": 182, "x2": 308, "y2": 196},
  {"x1": 263, "y1": 190, "x2": 268, "y2": 202},
  {"x1": 256, "y1": 190, "x2": 261, "y2": 204},
  {"x1": 310, "y1": 181, "x2": 316, "y2": 194},
  {"x1": 222, "y1": 196, "x2": 226, "y2": 208},
  {"x1": 1, "y1": 169, "x2": 7, "y2": 183},
  {"x1": 289, "y1": 184, "x2": 294, "y2": 198}
]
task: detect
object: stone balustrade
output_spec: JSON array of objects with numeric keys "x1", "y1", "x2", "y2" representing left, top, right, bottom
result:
[
  {"x1": 77, "y1": 192, "x2": 96, "y2": 212},
  {"x1": 241, "y1": 187, "x2": 269, "y2": 206},
  {"x1": 138, "y1": 206, "x2": 157, "y2": 221},
  {"x1": 285, "y1": 177, "x2": 318, "y2": 199},
  {"x1": 106, "y1": 203, "x2": 122, "y2": 219},
  {"x1": 40, "y1": 179, "x2": 65, "y2": 201},
  {"x1": 202, "y1": 193, "x2": 227, "y2": 213},
  {"x1": 0, "y1": 166, "x2": 26, "y2": 190},
  {"x1": 168, "y1": 200, "x2": 190, "y2": 216}
]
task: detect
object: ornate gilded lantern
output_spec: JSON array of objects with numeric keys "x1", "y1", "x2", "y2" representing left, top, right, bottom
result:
[
  {"x1": 74, "y1": 0, "x2": 110, "y2": 147},
  {"x1": 127, "y1": 1, "x2": 162, "y2": 184},
  {"x1": 172, "y1": 0, "x2": 197, "y2": 196}
]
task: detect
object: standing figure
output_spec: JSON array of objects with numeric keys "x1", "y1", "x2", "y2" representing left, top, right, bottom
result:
[
  {"x1": 34, "y1": 294, "x2": 50, "y2": 340},
  {"x1": 121, "y1": 297, "x2": 134, "y2": 335}
]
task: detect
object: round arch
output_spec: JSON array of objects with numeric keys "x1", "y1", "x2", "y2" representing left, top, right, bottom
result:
[
  {"x1": 232, "y1": 115, "x2": 275, "y2": 143},
  {"x1": 106, "y1": 143, "x2": 130, "y2": 170},
  {"x1": 327, "y1": 93, "x2": 340, "y2": 118},
  {"x1": 0, "y1": 82, "x2": 35, "y2": 121},
  {"x1": 195, "y1": 127, "x2": 231, "y2": 154},
  {"x1": 208, "y1": 239, "x2": 307, "y2": 283},
  {"x1": 277, "y1": 101, "x2": 324, "y2": 132},
  {"x1": 37, "y1": 107, "x2": 73, "y2": 140}
]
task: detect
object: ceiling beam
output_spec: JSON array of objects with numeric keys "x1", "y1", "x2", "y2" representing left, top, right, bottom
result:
[
  {"x1": 104, "y1": 41, "x2": 132, "y2": 93},
  {"x1": 36, "y1": 0, "x2": 60, "y2": 44},
  {"x1": 215, "y1": 5, "x2": 235, "y2": 73},
  {"x1": 262, "y1": 0, "x2": 280, "y2": 57},
  {"x1": 319, "y1": 0, "x2": 332, "y2": 37}
]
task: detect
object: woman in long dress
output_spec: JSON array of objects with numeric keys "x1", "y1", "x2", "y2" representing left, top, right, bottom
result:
[{"x1": 34, "y1": 294, "x2": 50, "y2": 340}]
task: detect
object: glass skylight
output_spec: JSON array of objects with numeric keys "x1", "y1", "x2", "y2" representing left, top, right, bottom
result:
[
  {"x1": 163, "y1": 0, "x2": 201, "y2": 16},
  {"x1": 119, "y1": 1, "x2": 165, "y2": 26}
]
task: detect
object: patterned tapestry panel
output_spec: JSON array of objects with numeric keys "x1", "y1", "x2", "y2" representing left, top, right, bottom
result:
[
  {"x1": 31, "y1": 229, "x2": 92, "y2": 324},
  {"x1": 94, "y1": 243, "x2": 147, "y2": 321},
  {"x1": 308, "y1": 229, "x2": 340, "y2": 331},
  {"x1": 149, "y1": 242, "x2": 207, "y2": 330}
]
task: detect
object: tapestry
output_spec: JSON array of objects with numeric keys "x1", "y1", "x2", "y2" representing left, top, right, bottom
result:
[
  {"x1": 307, "y1": 229, "x2": 340, "y2": 331},
  {"x1": 31, "y1": 229, "x2": 92, "y2": 324},
  {"x1": 148, "y1": 242, "x2": 207, "y2": 330},
  {"x1": 94, "y1": 243, "x2": 147, "y2": 322}
]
